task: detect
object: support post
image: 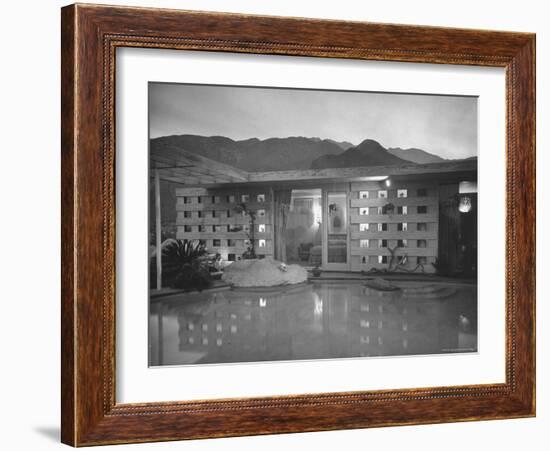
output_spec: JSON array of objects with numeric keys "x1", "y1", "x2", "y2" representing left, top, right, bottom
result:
[{"x1": 155, "y1": 169, "x2": 162, "y2": 291}]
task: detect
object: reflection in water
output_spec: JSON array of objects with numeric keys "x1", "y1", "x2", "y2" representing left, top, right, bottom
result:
[{"x1": 149, "y1": 282, "x2": 477, "y2": 366}]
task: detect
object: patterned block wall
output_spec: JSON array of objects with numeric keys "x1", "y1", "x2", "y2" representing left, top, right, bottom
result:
[
  {"x1": 175, "y1": 187, "x2": 273, "y2": 261},
  {"x1": 349, "y1": 181, "x2": 439, "y2": 273}
]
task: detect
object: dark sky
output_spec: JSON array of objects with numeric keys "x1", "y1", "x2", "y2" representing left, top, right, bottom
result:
[{"x1": 149, "y1": 82, "x2": 477, "y2": 159}]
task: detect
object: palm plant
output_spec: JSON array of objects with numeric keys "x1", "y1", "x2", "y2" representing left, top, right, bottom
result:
[
  {"x1": 150, "y1": 239, "x2": 211, "y2": 290},
  {"x1": 162, "y1": 239, "x2": 208, "y2": 266}
]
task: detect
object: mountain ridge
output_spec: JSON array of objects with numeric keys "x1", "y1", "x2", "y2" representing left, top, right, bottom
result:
[{"x1": 150, "y1": 134, "x2": 458, "y2": 172}]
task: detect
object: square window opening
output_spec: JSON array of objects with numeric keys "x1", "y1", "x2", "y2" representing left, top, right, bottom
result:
[{"x1": 417, "y1": 222, "x2": 427, "y2": 231}]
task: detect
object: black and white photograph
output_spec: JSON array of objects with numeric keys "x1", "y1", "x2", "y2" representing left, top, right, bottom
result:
[{"x1": 148, "y1": 83, "x2": 478, "y2": 367}]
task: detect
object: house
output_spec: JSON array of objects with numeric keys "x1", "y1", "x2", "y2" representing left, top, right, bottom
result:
[{"x1": 151, "y1": 147, "x2": 477, "y2": 284}]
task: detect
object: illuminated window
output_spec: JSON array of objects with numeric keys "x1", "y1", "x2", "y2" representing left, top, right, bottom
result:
[
  {"x1": 258, "y1": 224, "x2": 266, "y2": 233},
  {"x1": 241, "y1": 194, "x2": 250, "y2": 202},
  {"x1": 259, "y1": 239, "x2": 266, "y2": 248},
  {"x1": 397, "y1": 222, "x2": 407, "y2": 231},
  {"x1": 257, "y1": 209, "x2": 266, "y2": 217},
  {"x1": 397, "y1": 206, "x2": 408, "y2": 215},
  {"x1": 397, "y1": 239, "x2": 408, "y2": 247},
  {"x1": 417, "y1": 206, "x2": 428, "y2": 214},
  {"x1": 359, "y1": 207, "x2": 369, "y2": 215},
  {"x1": 378, "y1": 190, "x2": 388, "y2": 198},
  {"x1": 359, "y1": 223, "x2": 369, "y2": 232},
  {"x1": 377, "y1": 206, "x2": 384, "y2": 215},
  {"x1": 397, "y1": 189, "x2": 408, "y2": 198},
  {"x1": 378, "y1": 255, "x2": 388, "y2": 264},
  {"x1": 360, "y1": 239, "x2": 369, "y2": 248},
  {"x1": 359, "y1": 191, "x2": 369, "y2": 199},
  {"x1": 257, "y1": 194, "x2": 265, "y2": 203}
]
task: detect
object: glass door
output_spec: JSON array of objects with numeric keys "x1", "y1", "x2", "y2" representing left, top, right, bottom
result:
[
  {"x1": 284, "y1": 189, "x2": 323, "y2": 267},
  {"x1": 324, "y1": 190, "x2": 349, "y2": 270}
]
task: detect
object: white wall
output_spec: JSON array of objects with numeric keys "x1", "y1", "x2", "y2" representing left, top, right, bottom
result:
[{"x1": 0, "y1": 0, "x2": 546, "y2": 449}]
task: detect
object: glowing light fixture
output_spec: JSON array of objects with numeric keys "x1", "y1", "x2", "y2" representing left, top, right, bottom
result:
[
  {"x1": 385, "y1": 178, "x2": 392, "y2": 187},
  {"x1": 459, "y1": 196, "x2": 472, "y2": 213}
]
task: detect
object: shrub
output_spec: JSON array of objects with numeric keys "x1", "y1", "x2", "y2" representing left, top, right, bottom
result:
[
  {"x1": 173, "y1": 263, "x2": 212, "y2": 292},
  {"x1": 150, "y1": 239, "x2": 212, "y2": 290}
]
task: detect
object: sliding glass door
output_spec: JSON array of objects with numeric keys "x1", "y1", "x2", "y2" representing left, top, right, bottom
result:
[{"x1": 323, "y1": 188, "x2": 350, "y2": 270}]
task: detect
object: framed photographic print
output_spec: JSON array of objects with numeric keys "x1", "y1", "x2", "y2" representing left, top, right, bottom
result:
[{"x1": 61, "y1": 3, "x2": 535, "y2": 446}]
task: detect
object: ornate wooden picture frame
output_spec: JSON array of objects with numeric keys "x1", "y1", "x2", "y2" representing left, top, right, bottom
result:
[{"x1": 61, "y1": 3, "x2": 535, "y2": 446}]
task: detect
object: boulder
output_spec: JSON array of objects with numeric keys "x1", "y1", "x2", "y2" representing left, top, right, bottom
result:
[
  {"x1": 222, "y1": 258, "x2": 308, "y2": 288},
  {"x1": 364, "y1": 277, "x2": 401, "y2": 292}
]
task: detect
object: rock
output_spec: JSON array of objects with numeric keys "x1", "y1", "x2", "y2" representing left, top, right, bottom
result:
[
  {"x1": 364, "y1": 277, "x2": 401, "y2": 292},
  {"x1": 222, "y1": 257, "x2": 308, "y2": 288}
]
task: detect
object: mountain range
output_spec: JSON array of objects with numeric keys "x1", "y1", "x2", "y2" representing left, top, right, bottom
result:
[{"x1": 150, "y1": 134, "x2": 454, "y2": 172}]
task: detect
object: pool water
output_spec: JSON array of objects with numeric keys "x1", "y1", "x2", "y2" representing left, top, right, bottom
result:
[{"x1": 149, "y1": 281, "x2": 477, "y2": 366}]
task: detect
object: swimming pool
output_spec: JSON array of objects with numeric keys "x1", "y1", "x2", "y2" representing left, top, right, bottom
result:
[{"x1": 149, "y1": 281, "x2": 477, "y2": 366}]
